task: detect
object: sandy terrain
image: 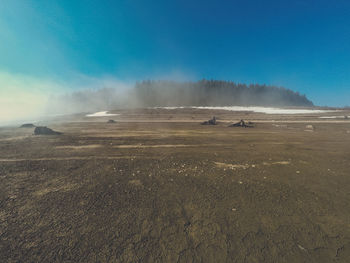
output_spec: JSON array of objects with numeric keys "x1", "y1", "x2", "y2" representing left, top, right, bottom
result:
[{"x1": 1, "y1": 108, "x2": 350, "y2": 262}]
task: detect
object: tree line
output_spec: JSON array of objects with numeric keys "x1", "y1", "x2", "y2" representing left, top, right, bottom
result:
[{"x1": 133, "y1": 79, "x2": 313, "y2": 107}]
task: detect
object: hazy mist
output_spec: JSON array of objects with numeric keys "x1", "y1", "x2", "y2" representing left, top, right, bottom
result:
[
  {"x1": 0, "y1": 72, "x2": 314, "y2": 125},
  {"x1": 0, "y1": 71, "x2": 132, "y2": 125}
]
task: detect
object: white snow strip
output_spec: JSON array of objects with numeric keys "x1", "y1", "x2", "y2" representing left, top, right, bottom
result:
[
  {"x1": 319, "y1": 116, "x2": 349, "y2": 119},
  {"x1": 86, "y1": 111, "x2": 119, "y2": 117},
  {"x1": 156, "y1": 106, "x2": 338, "y2": 115}
]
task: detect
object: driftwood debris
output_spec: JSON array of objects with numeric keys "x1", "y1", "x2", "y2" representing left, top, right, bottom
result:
[
  {"x1": 229, "y1": 120, "x2": 254, "y2": 128},
  {"x1": 201, "y1": 116, "x2": 217, "y2": 125}
]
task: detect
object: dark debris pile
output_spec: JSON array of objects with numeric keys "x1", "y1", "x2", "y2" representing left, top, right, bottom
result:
[
  {"x1": 229, "y1": 120, "x2": 254, "y2": 128},
  {"x1": 201, "y1": 116, "x2": 217, "y2": 125}
]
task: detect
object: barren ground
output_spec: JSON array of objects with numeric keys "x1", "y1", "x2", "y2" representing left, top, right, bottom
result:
[{"x1": 1, "y1": 108, "x2": 350, "y2": 262}]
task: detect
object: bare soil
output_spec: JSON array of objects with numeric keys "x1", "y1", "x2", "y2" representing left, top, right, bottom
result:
[{"x1": 1, "y1": 108, "x2": 350, "y2": 262}]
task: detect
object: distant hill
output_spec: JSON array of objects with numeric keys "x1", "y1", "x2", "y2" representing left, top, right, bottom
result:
[{"x1": 133, "y1": 80, "x2": 314, "y2": 107}]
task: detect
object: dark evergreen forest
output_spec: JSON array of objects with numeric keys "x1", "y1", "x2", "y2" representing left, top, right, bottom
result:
[{"x1": 133, "y1": 80, "x2": 313, "y2": 107}]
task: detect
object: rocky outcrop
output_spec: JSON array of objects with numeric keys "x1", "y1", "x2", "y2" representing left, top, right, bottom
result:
[{"x1": 34, "y1": 127, "x2": 62, "y2": 135}]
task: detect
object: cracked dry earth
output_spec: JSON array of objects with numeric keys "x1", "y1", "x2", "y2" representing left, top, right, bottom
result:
[{"x1": 1, "y1": 118, "x2": 350, "y2": 262}]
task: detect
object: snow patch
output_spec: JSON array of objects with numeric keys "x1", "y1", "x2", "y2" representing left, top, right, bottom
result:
[
  {"x1": 156, "y1": 106, "x2": 337, "y2": 115},
  {"x1": 319, "y1": 116, "x2": 349, "y2": 119},
  {"x1": 86, "y1": 111, "x2": 119, "y2": 117}
]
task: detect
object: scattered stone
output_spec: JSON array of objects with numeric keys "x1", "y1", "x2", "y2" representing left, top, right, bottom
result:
[
  {"x1": 34, "y1": 126, "x2": 62, "y2": 135},
  {"x1": 201, "y1": 116, "x2": 217, "y2": 125},
  {"x1": 128, "y1": 179, "x2": 143, "y2": 187},
  {"x1": 229, "y1": 120, "x2": 254, "y2": 128},
  {"x1": 184, "y1": 221, "x2": 191, "y2": 228},
  {"x1": 298, "y1": 244, "x2": 307, "y2": 251},
  {"x1": 305, "y1": 125, "x2": 314, "y2": 130},
  {"x1": 215, "y1": 162, "x2": 249, "y2": 170},
  {"x1": 20, "y1": 123, "x2": 35, "y2": 128},
  {"x1": 272, "y1": 124, "x2": 287, "y2": 128}
]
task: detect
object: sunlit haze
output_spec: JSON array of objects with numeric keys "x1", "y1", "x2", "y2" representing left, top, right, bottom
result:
[{"x1": 1, "y1": 0, "x2": 350, "y2": 123}]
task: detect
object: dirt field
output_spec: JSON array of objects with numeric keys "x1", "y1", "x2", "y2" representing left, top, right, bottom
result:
[{"x1": 1, "y1": 108, "x2": 350, "y2": 262}]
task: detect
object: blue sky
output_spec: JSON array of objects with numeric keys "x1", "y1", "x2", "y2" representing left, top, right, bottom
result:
[{"x1": 0, "y1": 0, "x2": 350, "y2": 107}]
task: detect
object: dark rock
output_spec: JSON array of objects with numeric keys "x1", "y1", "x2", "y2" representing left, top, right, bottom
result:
[
  {"x1": 107, "y1": 119, "x2": 116, "y2": 123},
  {"x1": 20, "y1": 123, "x2": 35, "y2": 128},
  {"x1": 34, "y1": 126, "x2": 62, "y2": 135}
]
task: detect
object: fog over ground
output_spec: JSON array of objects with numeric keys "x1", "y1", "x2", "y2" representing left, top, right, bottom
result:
[
  {"x1": 0, "y1": 71, "x2": 133, "y2": 125},
  {"x1": 0, "y1": 71, "x2": 332, "y2": 125},
  {"x1": 0, "y1": 72, "x2": 59, "y2": 124}
]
